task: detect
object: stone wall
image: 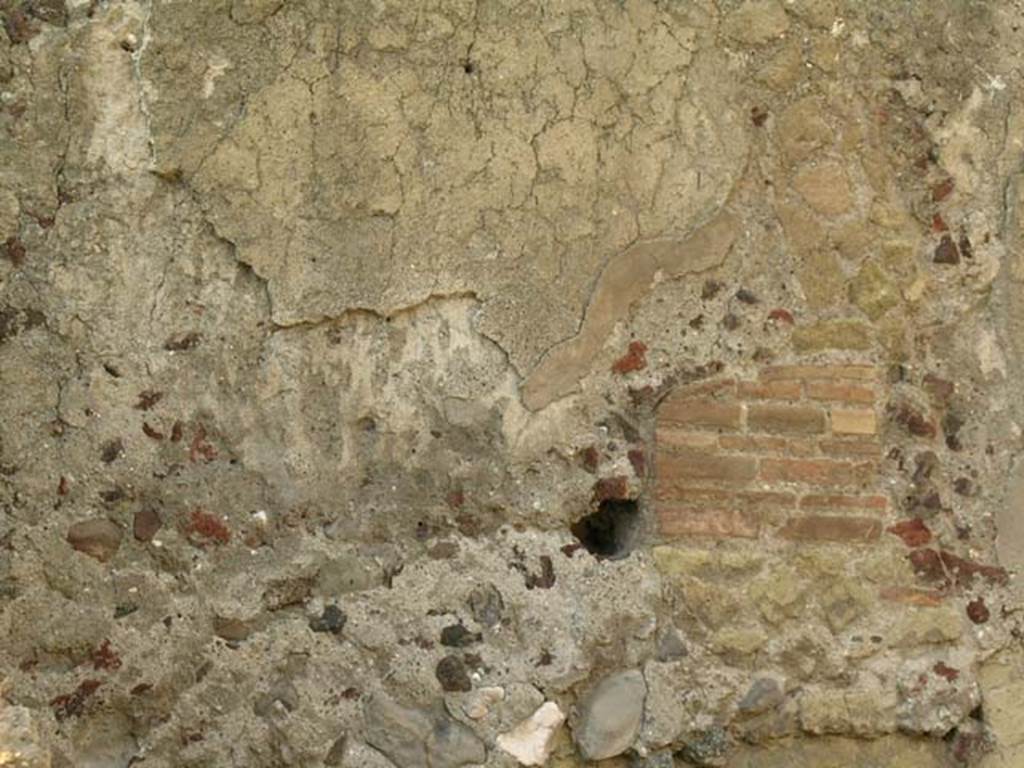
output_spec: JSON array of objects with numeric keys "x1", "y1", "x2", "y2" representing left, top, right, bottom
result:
[{"x1": 1, "y1": 1, "x2": 1024, "y2": 766}]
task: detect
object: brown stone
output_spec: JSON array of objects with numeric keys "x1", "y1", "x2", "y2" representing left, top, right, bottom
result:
[
  {"x1": 67, "y1": 519, "x2": 122, "y2": 562},
  {"x1": 934, "y1": 235, "x2": 960, "y2": 265},
  {"x1": 213, "y1": 616, "x2": 252, "y2": 641},
  {"x1": 792, "y1": 162, "x2": 853, "y2": 217},
  {"x1": 909, "y1": 549, "x2": 1009, "y2": 587},
  {"x1": 133, "y1": 508, "x2": 163, "y2": 542}
]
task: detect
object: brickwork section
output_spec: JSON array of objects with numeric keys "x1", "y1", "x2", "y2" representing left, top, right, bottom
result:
[{"x1": 655, "y1": 364, "x2": 887, "y2": 541}]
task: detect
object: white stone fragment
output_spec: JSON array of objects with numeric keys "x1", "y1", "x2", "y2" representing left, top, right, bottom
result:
[{"x1": 496, "y1": 701, "x2": 566, "y2": 767}]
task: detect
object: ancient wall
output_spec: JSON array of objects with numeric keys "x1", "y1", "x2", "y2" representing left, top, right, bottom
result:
[{"x1": 2, "y1": 1, "x2": 1024, "y2": 766}]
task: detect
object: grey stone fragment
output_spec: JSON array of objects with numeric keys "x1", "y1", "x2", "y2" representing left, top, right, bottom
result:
[
  {"x1": 467, "y1": 583, "x2": 503, "y2": 628},
  {"x1": 364, "y1": 694, "x2": 485, "y2": 768},
  {"x1": 317, "y1": 553, "x2": 384, "y2": 595},
  {"x1": 631, "y1": 751, "x2": 675, "y2": 768},
  {"x1": 738, "y1": 678, "x2": 783, "y2": 715},
  {"x1": 655, "y1": 625, "x2": 687, "y2": 662},
  {"x1": 573, "y1": 669, "x2": 646, "y2": 761}
]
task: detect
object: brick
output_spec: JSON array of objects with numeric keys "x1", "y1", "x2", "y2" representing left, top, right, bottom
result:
[
  {"x1": 657, "y1": 451, "x2": 758, "y2": 487},
  {"x1": 831, "y1": 408, "x2": 877, "y2": 435},
  {"x1": 669, "y1": 378, "x2": 736, "y2": 398},
  {"x1": 657, "y1": 428, "x2": 718, "y2": 451},
  {"x1": 759, "y1": 458, "x2": 875, "y2": 487},
  {"x1": 760, "y1": 364, "x2": 877, "y2": 382},
  {"x1": 887, "y1": 518, "x2": 932, "y2": 547},
  {"x1": 718, "y1": 435, "x2": 788, "y2": 452},
  {"x1": 800, "y1": 494, "x2": 887, "y2": 511},
  {"x1": 806, "y1": 380, "x2": 875, "y2": 404},
  {"x1": 879, "y1": 586, "x2": 945, "y2": 607},
  {"x1": 748, "y1": 404, "x2": 826, "y2": 434},
  {"x1": 818, "y1": 439, "x2": 881, "y2": 458},
  {"x1": 778, "y1": 515, "x2": 881, "y2": 542},
  {"x1": 659, "y1": 505, "x2": 760, "y2": 538},
  {"x1": 737, "y1": 490, "x2": 796, "y2": 508},
  {"x1": 655, "y1": 486, "x2": 732, "y2": 505},
  {"x1": 659, "y1": 397, "x2": 742, "y2": 431},
  {"x1": 736, "y1": 380, "x2": 802, "y2": 400},
  {"x1": 785, "y1": 438, "x2": 820, "y2": 456}
]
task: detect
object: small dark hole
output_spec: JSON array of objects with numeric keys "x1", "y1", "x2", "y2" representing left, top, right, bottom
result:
[
  {"x1": 462, "y1": 60, "x2": 475, "y2": 75},
  {"x1": 570, "y1": 499, "x2": 639, "y2": 559}
]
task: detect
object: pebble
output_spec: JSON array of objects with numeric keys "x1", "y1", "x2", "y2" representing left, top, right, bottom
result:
[
  {"x1": 133, "y1": 508, "x2": 162, "y2": 542},
  {"x1": 467, "y1": 583, "x2": 503, "y2": 627},
  {"x1": 66, "y1": 518, "x2": 122, "y2": 562},
  {"x1": 364, "y1": 694, "x2": 485, "y2": 768},
  {"x1": 737, "y1": 678, "x2": 783, "y2": 715},
  {"x1": 463, "y1": 686, "x2": 505, "y2": 720},
  {"x1": 309, "y1": 605, "x2": 347, "y2": 634},
  {"x1": 655, "y1": 625, "x2": 687, "y2": 662},
  {"x1": 934, "y1": 235, "x2": 960, "y2": 264},
  {"x1": 573, "y1": 669, "x2": 646, "y2": 761},
  {"x1": 441, "y1": 623, "x2": 482, "y2": 647},
  {"x1": 496, "y1": 701, "x2": 566, "y2": 766},
  {"x1": 436, "y1": 654, "x2": 472, "y2": 692}
]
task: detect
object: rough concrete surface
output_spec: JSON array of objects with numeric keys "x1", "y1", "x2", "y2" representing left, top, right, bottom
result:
[{"x1": 2, "y1": 0, "x2": 1024, "y2": 766}]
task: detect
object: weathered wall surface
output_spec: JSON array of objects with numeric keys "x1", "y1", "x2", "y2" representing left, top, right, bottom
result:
[{"x1": 2, "y1": 1, "x2": 1024, "y2": 766}]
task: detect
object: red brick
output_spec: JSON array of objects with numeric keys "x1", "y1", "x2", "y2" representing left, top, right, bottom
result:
[
  {"x1": 748, "y1": 404, "x2": 826, "y2": 435},
  {"x1": 806, "y1": 380, "x2": 875, "y2": 404},
  {"x1": 658, "y1": 504, "x2": 760, "y2": 538},
  {"x1": 737, "y1": 490, "x2": 796, "y2": 508},
  {"x1": 655, "y1": 486, "x2": 732, "y2": 505},
  {"x1": 818, "y1": 439, "x2": 881, "y2": 458},
  {"x1": 887, "y1": 518, "x2": 932, "y2": 547},
  {"x1": 778, "y1": 515, "x2": 881, "y2": 542},
  {"x1": 800, "y1": 494, "x2": 887, "y2": 511},
  {"x1": 785, "y1": 438, "x2": 821, "y2": 456},
  {"x1": 879, "y1": 586, "x2": 946, "y2": 607},
  {"x1": 657, "y1": 451, "x2": 758, "y2": 487},
  {"x1": 657, "y1": 428, "x2": 718, "y2": 451},
  {"x1": 759, "y1": 458, "x2": 875, "y2": 487},
  {"x1": 736, "y1": 380, "x2": 802, "y2": 400},
  {"x1": 669, "y1": 378, "x2": 737, "y2": 398},
  {"x1": 659, "y1": 397, "x2": 742, "y2": 431},
  {"x1": 760, "y1": 364, "x2": 877, "y2": 382},
  {"x1": 718, "y1": 435, "x2": 788, "y2": 452},
  {"x1": 830, "y1": 408, "x2": 878, "y2": 435}
]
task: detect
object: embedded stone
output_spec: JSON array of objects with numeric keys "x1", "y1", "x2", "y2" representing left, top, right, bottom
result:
[
  {"x1": 849, "y1": 263, "x2": 900, "y2": 320},
  {"x1": 67, "y1": 518, "x2": 122, "y2": 562},
  {"x1": 363, "y1": 695, "x2": 485, "y2": 768},
  {"x1": 793, "y1": 163, "x2": 854, "y2": 217},
  {"x1": 496, "y1": 701, "x2": 565, "y2": 766},
  {"x1": 573, "y1": 670, "x2": 646, "y2": 761}
]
